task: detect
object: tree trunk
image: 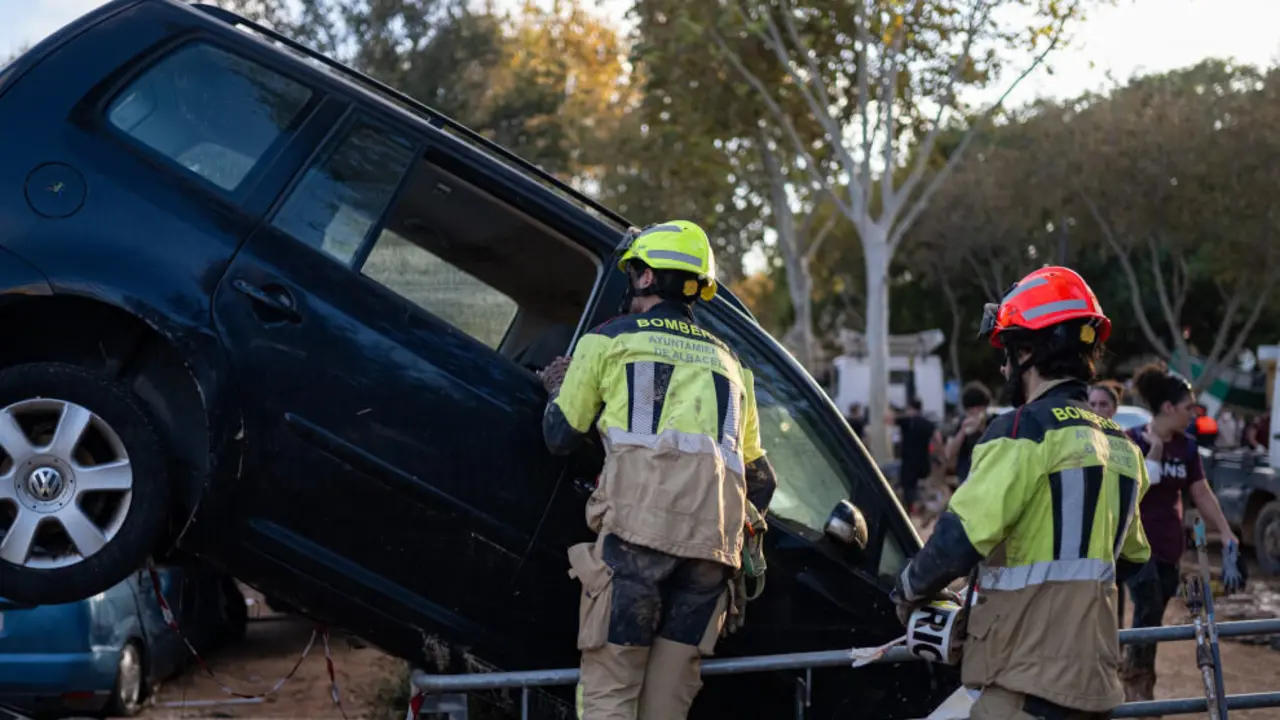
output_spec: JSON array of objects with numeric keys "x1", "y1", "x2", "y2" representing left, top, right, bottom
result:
[
  {"x1": 863, "y1": 230, "x2": 892, "y2": 462},
  {"x1": 759, "y1": 130, "x2": 815, "y2": 370},
  {"x1": 782, "y1": 254, "x2": 815, "y2": 370},
  {"x1": 941, "y1": 275, "x2": 963, "y2": 388}
]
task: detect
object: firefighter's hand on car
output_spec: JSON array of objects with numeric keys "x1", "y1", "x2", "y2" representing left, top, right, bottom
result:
[{"x1": 538, "y1": 356, "x2": 572, "y2": 394}]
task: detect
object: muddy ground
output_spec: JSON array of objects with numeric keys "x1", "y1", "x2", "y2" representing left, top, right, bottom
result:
[
  {"x1": 134, "y1": 533, "x2": 1280, "y2": 719},
  {"x1": 139, "y1": 588, "x2": 406, "y2": 720}
]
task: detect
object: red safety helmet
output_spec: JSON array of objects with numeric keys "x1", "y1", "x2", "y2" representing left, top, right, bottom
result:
[{"x1": 979, "y1": 266, "x2": 1111, "y2": 349}]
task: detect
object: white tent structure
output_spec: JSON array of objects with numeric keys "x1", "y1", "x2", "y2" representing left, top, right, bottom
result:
[{"x1": 832, "y1": 329, "x2": 948, "y2": 420}]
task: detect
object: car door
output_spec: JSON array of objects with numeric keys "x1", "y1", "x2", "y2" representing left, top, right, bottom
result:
[{"x1": 210, "y1": 107, "x2": 567, "y2": 655}]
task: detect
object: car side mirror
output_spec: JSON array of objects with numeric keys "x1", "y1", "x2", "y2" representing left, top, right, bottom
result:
[{"x1": 824, "y1": 499, "x2": 868, "y2": 554}]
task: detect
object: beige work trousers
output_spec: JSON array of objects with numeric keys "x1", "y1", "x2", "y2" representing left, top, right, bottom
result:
[
  {"x1": 578, "y1": 638, "x2": 703, "y2": 720},
  {"x1": 971, "y1": 686, "x2": 1112, "y2": 720},
  {"x1": 569, "y1": 535, "x2": 731, "y2": 720}
]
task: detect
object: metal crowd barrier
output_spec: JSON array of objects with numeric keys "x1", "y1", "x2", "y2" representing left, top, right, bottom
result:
[{"x1": 409, "y1": 618, "x2": 1280, "y2": 719}]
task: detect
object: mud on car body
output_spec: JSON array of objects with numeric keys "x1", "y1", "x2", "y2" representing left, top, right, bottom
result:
[{"x1": 0, "y1": 1, "x2": 949, "y2": 716}]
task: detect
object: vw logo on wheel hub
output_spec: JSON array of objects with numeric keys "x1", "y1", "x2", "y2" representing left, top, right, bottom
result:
[{"x1": 27, "y1": 466, "x2": 65, "y2": 501}]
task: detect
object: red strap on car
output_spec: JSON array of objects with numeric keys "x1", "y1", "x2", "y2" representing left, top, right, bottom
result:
[{"x1": 144, "y1": 559, "x2": 347, "y2": 717}]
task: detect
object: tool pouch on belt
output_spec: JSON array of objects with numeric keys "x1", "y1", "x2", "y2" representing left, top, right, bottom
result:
[{"x1": 567, "y1": 537, "x2": 613, "y2": 651}]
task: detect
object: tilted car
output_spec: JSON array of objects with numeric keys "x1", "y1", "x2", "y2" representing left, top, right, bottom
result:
[{"x1": 0, "y1": 1, "x2": 948, "y2": 716}]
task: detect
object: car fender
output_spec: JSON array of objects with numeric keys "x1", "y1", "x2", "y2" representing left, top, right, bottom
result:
[
  {"x1": 57, "y1": 285, "x2": 249, "y2": 542},
  {"x1": 0, "y1": 244, "x2": 246, "y2": 539},
  {"x1": 0, "y1": 245, "x2": 53, "y2": 298},
  {"x1": 88, "y1": 581, "x2": 146, "y2": 686}
]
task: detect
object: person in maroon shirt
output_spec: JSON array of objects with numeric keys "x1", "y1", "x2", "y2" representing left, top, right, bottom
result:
[{"x1": 1121, "y1": 364, "x2": 1238, "y2": 704}]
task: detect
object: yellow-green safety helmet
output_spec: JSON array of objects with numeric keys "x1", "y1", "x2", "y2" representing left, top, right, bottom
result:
[{"x1": 614, "y1": 220, "x2": 718, "y2": 301}]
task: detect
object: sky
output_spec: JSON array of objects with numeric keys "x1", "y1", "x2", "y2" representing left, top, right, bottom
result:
[{"x1": 5, "y1": 0, "x2": 1279, "y2": 102}]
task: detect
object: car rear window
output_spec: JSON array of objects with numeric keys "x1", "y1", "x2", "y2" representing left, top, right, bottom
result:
[{"x1": 106, "y1": 42, "x2": 314, "y2": 192}]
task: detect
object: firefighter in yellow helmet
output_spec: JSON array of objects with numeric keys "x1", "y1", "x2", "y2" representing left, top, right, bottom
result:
[
  {"x1": 890, "y1": 267, "x2": 1153, "y2": 719},
  {"x1": 541, "y1": 221, "x2": 777, "y2": 719}
]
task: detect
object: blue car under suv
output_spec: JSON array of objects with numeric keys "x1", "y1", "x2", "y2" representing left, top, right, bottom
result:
[{"x1": 0, "y1": 563, "x2": 246, "y2": 718}]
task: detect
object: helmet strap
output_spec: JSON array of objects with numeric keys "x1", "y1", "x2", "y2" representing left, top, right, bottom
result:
[
  {"x1": 618, "y1": 263, "x2": 660, "y2": 314},
  {"x1": 1002, "y1": 345, "x2": 1038, "y2": 408}
]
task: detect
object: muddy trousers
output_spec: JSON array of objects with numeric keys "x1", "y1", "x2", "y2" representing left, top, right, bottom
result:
[
  {"x1": 578, "y1": 535, "x2": 733, "y2": 720},
  {"x1": 971, "y1": 686, "x2": 1112, "y2": 720},
  {"x1": 1120, "y1": 560, "x2": 1181, "y2": 702}
]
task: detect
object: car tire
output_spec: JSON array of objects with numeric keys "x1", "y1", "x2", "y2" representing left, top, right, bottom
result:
[
  {"x1": 0, "y1": 362, "x2": 170, "y2": 605},
  {"x1": 105, "y1": 640, "x2": 146, "y2": 717},
  {"x1": 1253, "y1": 500, "x2": 1280, "y2": 576}
]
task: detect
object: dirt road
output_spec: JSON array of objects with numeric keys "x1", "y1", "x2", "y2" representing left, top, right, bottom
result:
[
  {"x1": 136, "y1": 536, "x2": 1279, "y2": 719},
  {"x1": 140, "y1": 590, "x2": 405, "y2": 720},
  {"x1": 1142, "y1": 590, "x2": 1278, "y2": 719}
]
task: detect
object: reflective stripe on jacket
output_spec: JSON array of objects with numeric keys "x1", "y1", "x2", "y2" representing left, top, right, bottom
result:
[
  {"x1": 950, "y1": 378, "x2": 1151, "y2": 712},
  {"x1": 547, "y1": 301, "x2": 766, "y2": 567}
]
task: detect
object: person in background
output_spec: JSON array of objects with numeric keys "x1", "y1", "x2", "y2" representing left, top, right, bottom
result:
[
  {"x1": 1245, "y1": 412, "x2": 1271, "y2": 452},
  {"x1": 1121, "y1": 364, "x2": 1241, "y2": 705},
  {"x1": 894, "y1": 398, "x2": 935, "y2": 514},
  {"x1": 1216, "y1": 409, "x2": 1242, "y2": 450},
  {"x1": 1088, "y1": 383, "x2": 1119, "y2": 419},
  {"x1": 845, "y1": 402, "x2": 867, "y2": 441},
  {"x1": 943, "y1": 382, "x2": 993, "y2": 486}
]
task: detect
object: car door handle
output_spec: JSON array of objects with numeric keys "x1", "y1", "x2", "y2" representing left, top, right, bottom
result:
[{"x1": 232, "y1": 279, "x2": 301, "y2": 323}]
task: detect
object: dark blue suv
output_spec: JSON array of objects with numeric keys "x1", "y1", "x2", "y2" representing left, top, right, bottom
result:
[{"x1": 0, "y1": 1, "x2": 945, "y2": 716}]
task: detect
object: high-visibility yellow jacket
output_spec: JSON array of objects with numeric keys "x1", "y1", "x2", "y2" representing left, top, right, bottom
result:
[
  {"x1": 542, "y1": 301, "x2": 776, "y2": 567},
  {"x1": 899, "y1": 378, "x2": 1151, "y2": 712}
]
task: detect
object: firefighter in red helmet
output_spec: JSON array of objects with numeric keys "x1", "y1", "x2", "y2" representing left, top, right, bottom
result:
[{"x1": 891, "y1": 267, "x2": 1153, "y2": 719}]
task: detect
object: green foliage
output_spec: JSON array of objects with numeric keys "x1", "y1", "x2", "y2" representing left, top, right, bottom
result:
[
  {"x1": 898, "y1": 59, "x2": 1280, "y2": 388},
  {"x1": 214, "y1": 0, "x2": 638, "y2": 182}
]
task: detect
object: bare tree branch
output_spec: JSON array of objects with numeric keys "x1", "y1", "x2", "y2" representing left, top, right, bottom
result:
[
  {"x1": 855, "y1": 1, "x2": 872, "y2": 218},
  {"x1": 938, "y1": 266, "x2": 965, "y2": 384},
  {"x1": 1143, "y1": 233, "x2": 1191, "y2": 369},
  {"x1": 1200, "y1": 288, "x2": 1244, "y2": 382},
  {"x1": 709, "y1": 30, "x2": 851, "y2": 218},
  {"x1": 804, "y1": 205, "x2": 841, "y2": 262},
  {"x1": 878, "y1": 1, "x2": 921, "y2": 216},
  {"x1": 887, "y1": 33, "x2": 1065, "y2": 253},
  {"x1": 1079, "y1": 189, "x2": 1174, "y2": 360},
  {"x1": 1221, "y1": 280, "x2": 1276, "y2": 367},
  {"x1": 740, "y1": 0, "x2": 864, "y2": 216},
  {"x1": 890, "y1": 0, "x2": 991, "y2": 217},
  {"x1": 1173, "y1": 253, "x2": 1190, "y2": 320}
]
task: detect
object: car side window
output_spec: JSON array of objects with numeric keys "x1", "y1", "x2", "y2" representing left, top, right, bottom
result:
[
  {"x1": 360, "y1": 229, "x2": 519, "y2": 350},
  {"x1": 106, "y1": 42, "x2": 314, "y2": 192},
  {"x1": 271, "y1": 119, "x2": 417, "y2": 264},
  {"x1": 270, "y1": 116, "x2": 527, "y2": 351},
  {"x1": 693, "y1": 303, "x2": 857, "y2": 540}
]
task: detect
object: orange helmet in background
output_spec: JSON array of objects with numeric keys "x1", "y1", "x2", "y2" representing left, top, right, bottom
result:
[{"x1": 979, "y1": 266, "x2": 1111, "y2": 349}]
